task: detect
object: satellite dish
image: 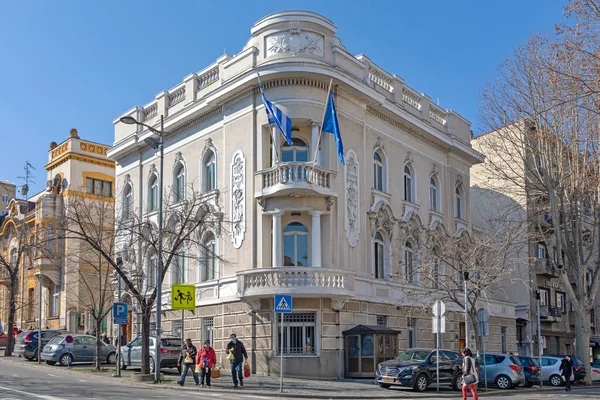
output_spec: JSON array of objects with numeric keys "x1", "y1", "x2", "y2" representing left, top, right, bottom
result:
[{"x1": 21, "y1": 184, "x2": 29, "y2": 196}]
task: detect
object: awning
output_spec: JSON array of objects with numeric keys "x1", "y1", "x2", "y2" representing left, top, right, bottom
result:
[
  {"x1": 590, "y1": 339, "x2": 600, "y2": 347},
  {"x1": 342, "y1": 324, "x2": 401, "y2": 336}
]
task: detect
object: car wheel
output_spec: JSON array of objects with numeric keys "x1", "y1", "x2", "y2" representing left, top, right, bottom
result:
[
  {"x1": 414, "y1": 373, "x2": 429, "y2": 392},
  {"x1": 452, "y1": 373, "x2": 463, "y2": 391},
  {"x1": 149, "y1": 357, "x2": 155, "y2": 373},
  {"x1": 45, "y1": 361, "x2": 57, "y2": 366},
  {"x1": 549, "y1": 374, "x2": 563, "y2": 387},
  {"x1": 106, "y1": 352, "x2": 117, "y2": 364},
  {"x1": 496, "y1": 374, "x2": 512, "y2": 389},
  {"x1": 378, "y1": 383, "x2": 391, "y2": 389},
  {"x1": 59, "y1": 353, "x2": 73, "y2": 367}
]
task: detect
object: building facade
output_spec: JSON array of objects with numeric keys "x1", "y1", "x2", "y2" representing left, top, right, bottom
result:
[
  {"x1": 471, "y1": 123, "x2": 600, "y2": 360},
  {"x1": 108, "y1": 11, "x2": 517, "y2": 378},
  {"x1": 0, "y1": 129, "x2": 115, "y2": 336},
  {"x1": 0, "y1": 181, "x2": 16, "y2": 217}
]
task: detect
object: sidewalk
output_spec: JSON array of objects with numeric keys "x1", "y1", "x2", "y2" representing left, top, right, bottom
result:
[{"x1": 0, "y1": 355, "x2": 589, "y2": 399}]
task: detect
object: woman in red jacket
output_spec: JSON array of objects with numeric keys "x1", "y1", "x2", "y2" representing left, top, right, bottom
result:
[{"x1": 196, "y1": 340, "x2": 217, "y2": 387}]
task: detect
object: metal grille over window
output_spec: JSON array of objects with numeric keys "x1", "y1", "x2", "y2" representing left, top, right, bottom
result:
[
  {"x1": 202, "y1": 317, "x2": 214, "y2": 344},
  {"x1": 172, "y1": 320, "x2": 183, "y2": 339},
  {"x1": 277, "y1": 312, "x2": 316, "y2": 355},
  {"x1": 376, "y1": 315, "x2": 388, "y2": 327}
]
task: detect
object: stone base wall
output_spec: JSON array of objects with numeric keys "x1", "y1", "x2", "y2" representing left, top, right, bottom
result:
[{"x1": 162, "y1": 297, "x2": 517, "y2": 378}]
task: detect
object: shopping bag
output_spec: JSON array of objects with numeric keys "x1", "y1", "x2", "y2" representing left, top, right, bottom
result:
[
  {"x1": 211, "y1": 368, "x2": 221, "y2": 379},
  {"x1": 244, "y1": 363, "x2": 250, "y2": 378},
  {"x1": 226, "y1": 349, "x2": 235, "y2": 361},
  {"x1": 184, "y1": 353, "x2": 194, "y2": 364},
  {"x1": 195, "y1": 364, "x2": 201, "y2": 374}
]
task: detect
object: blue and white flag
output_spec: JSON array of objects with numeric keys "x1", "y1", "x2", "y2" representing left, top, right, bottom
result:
[
  {"x1": 322, "y1": 88, "x2": 344, "y2": 165},
  {"x1": 259, "y1": 83, "x2": 293, "y2": 146}
]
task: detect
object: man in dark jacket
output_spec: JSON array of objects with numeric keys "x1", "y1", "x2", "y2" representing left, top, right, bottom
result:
[
  {"x1": 560, "y1": 355, "x2": 573, "y2": 391},
  {"x1": 226, "y1": 333, "x2": 248, "y2": 388},
  {"x1": 177, "y1": 338, "x2": 199, "y2": 386}
]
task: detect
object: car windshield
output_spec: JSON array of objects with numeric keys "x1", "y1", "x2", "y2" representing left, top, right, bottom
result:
[
  {"x1": 47, "y1": 336, "x2": 64, "y2": 345},
  {"x1": 395, "y1": 350, "x2": 430, "y2": 362},
  {"x1": 161, "y1": 338, "x2": 182, "y2": 347}
]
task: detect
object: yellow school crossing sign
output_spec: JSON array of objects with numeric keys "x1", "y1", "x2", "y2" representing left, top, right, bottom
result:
[{"x1": 171, "y1": 284, "x2": 196, "y2": 310}]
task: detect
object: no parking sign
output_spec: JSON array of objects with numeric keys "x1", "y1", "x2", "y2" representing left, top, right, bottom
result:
[{"x1": 65, "y1": 335, "x2": 74, "y2": 349}]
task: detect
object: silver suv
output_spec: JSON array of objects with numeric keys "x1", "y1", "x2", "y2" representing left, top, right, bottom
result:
[
  {"x1": 476, "y1": 353, "x2": 526, "y2": 389},
  {"x1": 120, "y1": 336, "x2": 182, "y2": 373},
  {"x1": 540, "y1": 356, "x2": 574, "y2": 386}
]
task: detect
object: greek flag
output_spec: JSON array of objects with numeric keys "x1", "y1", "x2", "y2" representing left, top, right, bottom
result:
[
  {"x1": 259, "y1": 83, "x2": 293, "y2": 146},
  {"x1": 322, "y1": 88, "x2": 344, "y2": 165}
]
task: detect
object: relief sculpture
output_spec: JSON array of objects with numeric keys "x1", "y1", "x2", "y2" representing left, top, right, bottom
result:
[
  {"x1": 345, "y1": 150, "x2": 359, "y2": 247},
  {"x1": 231, "y1": 151, "x2": 246, "y2": 248}
]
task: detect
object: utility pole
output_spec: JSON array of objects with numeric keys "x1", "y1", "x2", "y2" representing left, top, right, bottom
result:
[
  {"x1": 464, "y1": 272, "x2": 470, "y2": 349},
  {"x1": 535, "y1": 290, "x2": 543, "y2": 388},
  {"x1": 17, "y1": 161, "x2": 36, "y2": 200}
]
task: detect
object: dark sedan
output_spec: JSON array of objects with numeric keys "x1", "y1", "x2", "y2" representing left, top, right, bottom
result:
[
  {"x1": 376, "y1": 348, "x2": 463, "y2": 392},
  {"x1": 517, "y1": 356, "x2": 542, "y2": 387}
]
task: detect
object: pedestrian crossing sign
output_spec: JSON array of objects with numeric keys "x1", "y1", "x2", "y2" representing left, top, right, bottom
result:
[
  {"x1": 171, "y1": 284, "x2": 196, "y2": 310},
  {"x1": 274, "y1": 295, "x2": 293, "y2": 313}
]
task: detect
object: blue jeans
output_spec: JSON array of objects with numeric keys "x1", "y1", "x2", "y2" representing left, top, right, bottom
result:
[
  {"x1": 565, "y1": 374, "x2": 571, "y2": 389},
  {"x1": 231, "y1": 361, "x2": 243, "y2": 386},
  {"x1": 179, "y1": 363, "x2": 199, "y2": 385}
]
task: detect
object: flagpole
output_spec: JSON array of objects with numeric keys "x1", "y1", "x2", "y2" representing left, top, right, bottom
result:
[
  {"x1": 312, "y1": 78, "x2": 333, "y2": 166},
  {"x1": 257, "y1": 72, "x2": 279, "y2": 163}
]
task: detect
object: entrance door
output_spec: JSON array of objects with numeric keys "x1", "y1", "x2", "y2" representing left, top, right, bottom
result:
[
  {"x1": 347, "y1": 335, "x2": 360, "y2": 375},
  {"x1": 361, "y1": 334, "x2": 375, "y2": 376}
]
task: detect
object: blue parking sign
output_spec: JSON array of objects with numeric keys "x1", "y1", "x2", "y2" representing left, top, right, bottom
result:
[
  {"x1": 113, "y1": 302, "x2": 128, "y2": 325},
  {"x1": 274, "y1": 295, "x2": 292, "y2": 313}
]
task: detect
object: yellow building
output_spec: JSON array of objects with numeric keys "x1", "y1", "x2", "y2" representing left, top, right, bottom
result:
[{"x1": 0, "y1": 129, "x2": 115, "y2": 334}]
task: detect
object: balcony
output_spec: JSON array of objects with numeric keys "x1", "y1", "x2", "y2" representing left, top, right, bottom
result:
[
  {"x1": 255, "y1": 162, "x2": 337, "y2": 199},
  {"x1": 534, "y1": 259, "x2": 558, "y2": 278},
  {"x1": 237, "y1": 267, "x2": 355, "y2": 299},
  {"x1": 540, "y1": 305, "x2": 563, "y2": 323}
]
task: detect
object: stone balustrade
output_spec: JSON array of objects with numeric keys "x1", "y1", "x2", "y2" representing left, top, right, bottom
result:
[
  {"x1": 197, "y1": 67, "x2": 219, "y2": 91},
  {"x1": 402, "y1": 87, "x2": 422, "y2": 111},
  {"x1": 168, "y1": 86, "x2": 186, "y2": 108},
  {"x1": 256, "y1": 162, "x2": 337, "y2": 199},
  {"x1": 143, "y1": 102, "x2": 158, "y2": 121},
  {"x1": 237, "y1": 267, "x2": 355, "y2": 298},
  {"x1": 429, "y1": 104, "x2": 447, "y2": 126}
]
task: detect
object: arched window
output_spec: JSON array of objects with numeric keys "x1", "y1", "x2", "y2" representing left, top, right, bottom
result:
[
  {"x1": 430, "y1": 176, "x2": 439, "y2": 212},
  {"x1": 10, "y1": 249, "x2": 17, "y2": 268},
  {"x1": 203, "y1": 151, "x2": 216, "y2": 192},
  {"x1": 172, "y1": 251, "x2": 185, "y2": 284},
  {"x1": 404, "y1": 164, "x2": 414, "y2": 202},
  {"x1": 149, "y1": 175, "x2": 158, "y2": 212},
  {"x1": 174, "y1": 163, "x2": 185, "y2": 202},
  {"x1": 283, "y1": 222, "x2": 309, "y2": 266},
  {"x1": 373, "y1": 151, "x2": 385, "y2": 191},
  {"x1": 456, "y1": 184, "x2": 465, "y2": 220},
  {"x1": 405, "y1": 241, "x2": 414, "y2": 283},
  {"x1": 147, "y1": 251, "x2": 157, "y2": 290},
  {"x1": 282, "y1": 138, "x2": 309, "y2": 162},
  {"x1": 201, "y1": 232, "x2": 217, "y2": 282},
  {"x1": 123, "y1": 184, "x2": 133, "y2": 218},
  {"x1": 374, "y1": 232, "x2": 385, "y2": 279}
]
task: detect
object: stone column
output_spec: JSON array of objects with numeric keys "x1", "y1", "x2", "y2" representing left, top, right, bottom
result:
[
  {"x1": 310, "y1": 210, "x2": 323, "y2": 267},
  {"x1": 271, "y1": 210, "x2": 283, "y2": 267},
  {"x1": 311, "y1": 121, "x2": 320, "y2": 165}
]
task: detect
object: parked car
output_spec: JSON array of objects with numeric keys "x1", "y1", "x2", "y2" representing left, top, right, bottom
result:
[
  {"x1": 41, "y1": 334, "x2": 117, "y2": 366},
  {"x1": 475, "y1": 353, "x2": 526, "y2": 389},
  {"x1": 517, "y1": 356, "x2": 542, "y2": 387},
  {"x1": 376, "y1": 348, "x2": 463, "y2": 392},
  {"x1": 0, "y1": 332, "x2": 8, "y2": 347},
  {"x1": 543, "y1": 355, "x2": 586, "y2": 383},
  {"x1": 540, "y1": 356, "x2": 575, "y2": 386},
  {"x1": 14, "y1": 329, "x2": 70, "y2": 360},
  {"x1": 590, "y1": 362, "x2": 600, "y2": 382},
  {"x1": 120, "y1": 336, "x2": 182, "y2": 373}
]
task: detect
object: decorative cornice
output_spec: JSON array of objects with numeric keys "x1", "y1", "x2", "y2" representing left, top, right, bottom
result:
[
  {"x1": 45, "y1": 153, "x2": 115, "y2": 171},
  {"x1": 252, "y1": 78, "x2": 329, "y2": 94}
]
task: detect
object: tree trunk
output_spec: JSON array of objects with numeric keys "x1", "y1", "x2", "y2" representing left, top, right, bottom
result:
[
  {"x1": 140, "y1": 306, "x2": 151, "y2": 375},
  {"x1": 575, "y1": 310, "x2": 592, "y2": 385},
  {"x1": 4, "y1": 276, "x2": 18, "y2": 357},
  {"x1": 470, "y1": 311, "x2": 480, "y2": 354},
  {"x1": 95, "y1": 318, "x2": 102, "y2": 370}
]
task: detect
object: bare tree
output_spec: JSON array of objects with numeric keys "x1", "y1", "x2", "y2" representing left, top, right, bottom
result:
[
  {"x1": 59, "y1": 185, "x2": 224, "y2": 377},
  {"x1": 479, "y1": 1, "x2": 600, "y2": 383},
  {"x1": 0, "y1": 214, "x2": 33, "y2": 356}
]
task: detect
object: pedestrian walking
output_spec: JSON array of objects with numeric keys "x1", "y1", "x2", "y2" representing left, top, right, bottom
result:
[
  {"x1": 196, "y1": 340, "x2": 217, "y2": 387},
  {"x1": 177, "y1": 338, "x2": 199, "y2": 386},
  {"x1": 226, "y1": 333, "x2": 248, "y2": 388},
  {"x1": 461, "y1": 347, "x2": 479, "y2": 400},
  {"x1": 560, "y1": 355, "x2": 573, "y2": 391}
]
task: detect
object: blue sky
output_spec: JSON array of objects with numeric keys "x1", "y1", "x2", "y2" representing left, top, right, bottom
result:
[{"x1": 1, "y1": 0, "x2": 567, "y2": 196}]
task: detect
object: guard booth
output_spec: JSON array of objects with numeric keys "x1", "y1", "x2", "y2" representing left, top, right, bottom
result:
[{"x1": 343, "y1": 325, "x2": 400, "y2": 378}]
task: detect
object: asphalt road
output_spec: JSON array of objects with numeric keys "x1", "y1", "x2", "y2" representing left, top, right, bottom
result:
[{"x1": 0, "y1": 361, "x2": 275, "y2": 400}]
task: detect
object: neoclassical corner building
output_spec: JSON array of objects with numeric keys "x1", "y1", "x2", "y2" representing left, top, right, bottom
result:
[{"x1": 108, "y1": 11, "x2": 517, "y2": 378}]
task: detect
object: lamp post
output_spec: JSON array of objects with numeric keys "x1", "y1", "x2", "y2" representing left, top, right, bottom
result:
[
  {"x1": 120, "y1": 114, "x2": 166, "y2": 383},
  {"x1": 535, "y1": 289, "x2": 543, "y2": 388},
  {"x1": 463, "y1": 271, "x2": 469, "y2": 349},
  {"x1": 34, "y1": 272, "x2": 43, "y2": 365}
]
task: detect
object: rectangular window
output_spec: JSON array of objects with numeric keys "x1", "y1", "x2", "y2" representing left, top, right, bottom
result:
[
  {"x1": 1, "y1": 194, "x2": 8, "y2": 202},
  {"x1": 408, "y1": 318, "x2": 418, "y2": 348},
  {"x1": 501, "y1": 327, "x2": 507, "y2": 353},
  {"x1": 277, "y1": 312, "x2": 316, "y2": 355},
  {"x1": 556, "y1": 292, "x2": 565, "y2": 313},
  {"x1": 202, "y1": 317, "x2": 214, "y2": 345},
  {"x1": 539, "y1": 289, "x2": 549, "y2": 306},
  {"x1": 537, "y1": 244, "x2": 547, "y2": 259},
  {"x1": 591, "y1": 309, "x2": 596, "y2": 327},
  {"x1": 28, "y1": 288, "x2": 35, "y2": 320},
  {"x1": 172, "y1": 320, "x2": 183, "y2": 339},
  {"x1": 85, "y1": 178, "x2": 112, "y2": 197},
  {"x1": 376, "y1": 315, "x2": 388, "y2": 327},
  {"x1": 50, "y1": 284, "x2": 59, "y2": 317}
]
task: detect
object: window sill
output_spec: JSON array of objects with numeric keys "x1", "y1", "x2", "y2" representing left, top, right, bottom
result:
[
  {"x1": 47, "y1": 316, "x2": 59, "y2": 320},
  {"x1": 276, "y1": 353, "x2": 319, "y2": 358}
]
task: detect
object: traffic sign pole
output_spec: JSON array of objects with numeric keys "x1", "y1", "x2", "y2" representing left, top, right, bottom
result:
[
  {"x1": 274, "y1": 295, "x2": 292, "y2": 394},
  {"x1": 280, "y1": 312, "x2": 284, "y2": 393},
  {"x1": 436, "y1": 302, "x2": 440, "y2": 393}
]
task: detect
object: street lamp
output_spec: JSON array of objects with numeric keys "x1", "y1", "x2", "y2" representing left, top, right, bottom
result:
[
  {"x1": 120, "y1": 114, "x2": 166, "y2": 383},
  {"x1": 535, "y1": 289, "x2": 543, "y2": 388},
  {"x1": 463, "y1": 271, "x2": 469, "y2": 349}
]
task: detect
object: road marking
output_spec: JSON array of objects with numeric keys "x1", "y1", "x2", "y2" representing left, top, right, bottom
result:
[
  {"x1": 47, "y1": 373, "x2": 57, "y2": 377},
  {"x1": 0, "y1": 385, "x2": 66, "y2": 400}
]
